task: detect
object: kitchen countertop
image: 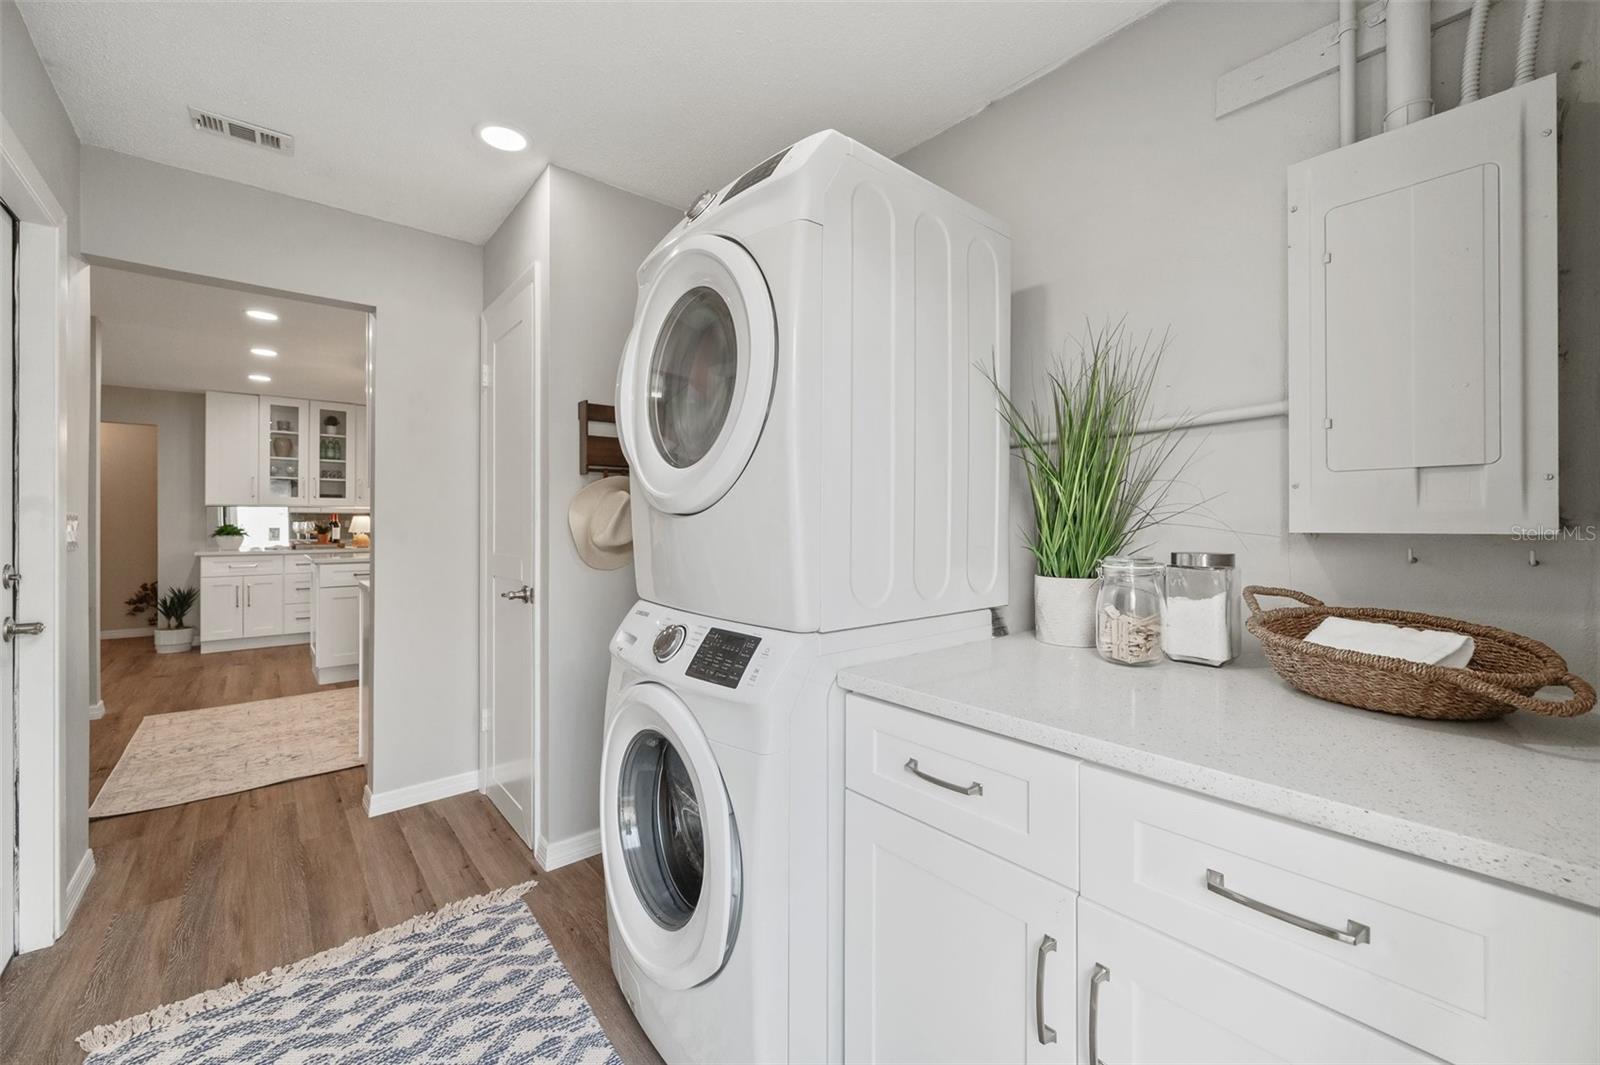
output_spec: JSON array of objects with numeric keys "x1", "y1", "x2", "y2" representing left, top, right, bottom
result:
[
  {"x1": 306, "y1": 552, "x2": 370, "y2": 565},
  {"x1": 838, "y1": 635, "x2": 1600, "y2": 907},
  {"x1": 354, "y1": 576, "x2": 371, "y2": 592},
  {"x1": 194, "y1": 546, "x2": 367, "y2": 557}
]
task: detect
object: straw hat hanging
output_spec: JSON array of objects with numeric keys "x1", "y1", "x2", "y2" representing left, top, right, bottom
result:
[{"x1": 569, "y1": 476, "x2": 633, "y2": 570}]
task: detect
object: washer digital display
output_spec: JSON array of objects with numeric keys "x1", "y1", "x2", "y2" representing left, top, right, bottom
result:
[{"x1": 686, "y1": 628, "x2": 762, "y2": 688}]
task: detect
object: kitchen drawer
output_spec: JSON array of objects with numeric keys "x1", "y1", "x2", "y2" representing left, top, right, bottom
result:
[
  {"x1": 283, "y1": 571, "x2": 313, "y2": 604},
  {"x1": 1080, "y1": 766, "x2": 1599, "y2": 1065},
  {"x1": 285, "y1": 554, "x2": 314, "y2": 574},
  {"x1": 283, "y1": 602, "x2": 312, "y2": 634},
  {"x1": 201, "y1": 554, "x2": 284, "y2": 578},
  {"x1": 313, "y1": 562, "x2": 369, "y2": 588},
  {"x1": 845, "y1": 694, "x2": 1077, "y2": 887}
]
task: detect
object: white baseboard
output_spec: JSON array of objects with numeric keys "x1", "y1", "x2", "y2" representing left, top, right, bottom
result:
[
  {"x1": 61, "y1": 849, "x2": 95, "y2": 933},
  {"x1": 87, "y1": 700, "x2": 106, "y2": 721},
  {"x1": 363, "y1": 769, "x2": 479, "y2": 817},
  {"x1": 100, "y1": 628, "x2": 153, "y2": 640},
  {"x1": 200, "y1": 633, "x2": 309, "y2": 654},
  {"x1": 536, "y1": 828, "x2": 602, "y2": 871}
]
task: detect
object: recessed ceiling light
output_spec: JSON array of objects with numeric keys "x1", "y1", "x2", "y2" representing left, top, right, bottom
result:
[
  {"x1": 250, "y1": 347, "x2": 278, "y2": 358},
  {"x1": 248, "y1": 373, "x2": 272, "y2": 383},
  {"x1": 476, "y1": 124, "x2": 528, "y2": 152},
  {"x1": 245, "y1": 308, "x2": 279, "y2": 322}
]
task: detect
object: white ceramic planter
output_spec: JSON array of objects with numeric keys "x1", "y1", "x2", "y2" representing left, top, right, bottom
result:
[
  {"x1": 153, "y1": 627, "x2": 194, "y2": 654},
  {"x1": 212, "y1": 535, "x2": 245, "y2": 552},
  {"x1": 1034, "y1": 575, "x2": 1099, "y2": 647}
]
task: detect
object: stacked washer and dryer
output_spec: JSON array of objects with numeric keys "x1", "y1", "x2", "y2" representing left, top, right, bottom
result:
[{"x1": 600, "y1": 130, "x2": 1011, "y2": 1064}]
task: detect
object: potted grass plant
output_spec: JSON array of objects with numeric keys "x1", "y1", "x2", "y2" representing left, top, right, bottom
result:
[
  {"x1": 991, "y1": 320, "x2": 1200, "y2": 646},
  {"x1": 153, "y1": 586, "x2": 200, "y2": 654},
  {"x1": 212, "y1": 522, "x2": 247, "y2": 552}
]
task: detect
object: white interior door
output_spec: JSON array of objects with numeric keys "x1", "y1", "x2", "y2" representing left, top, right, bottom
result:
[
  {"x1": 1, "y1": 202, "x2": 16, "y2": 973},
  {"x1": 482, "y1": 274, "x2": 538, "y2": 846}
]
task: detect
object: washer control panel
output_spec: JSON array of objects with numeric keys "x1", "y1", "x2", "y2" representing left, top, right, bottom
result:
[
  {"x1": 684, "y1": 627, "x2": 763, "y2": 689},
  {"x1": 652, "y1": 623, "x2": 687, "y2": 662}
]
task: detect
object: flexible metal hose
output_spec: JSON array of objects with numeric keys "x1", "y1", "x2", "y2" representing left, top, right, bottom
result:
[
  {"x1": 1460, "y1": 0, "x2": 1492, "y2": 103},
  {"x1": 1514, "y1": 0, "x2": 1545, "y2": 86}
]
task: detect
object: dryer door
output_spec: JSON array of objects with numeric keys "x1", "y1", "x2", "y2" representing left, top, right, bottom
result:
[
  {"x1": 618, "y1": 233, "x2": 776, "y2": 515},
  {"x1": 601, "y1": 682, "x2": 741, "y2": 989}
]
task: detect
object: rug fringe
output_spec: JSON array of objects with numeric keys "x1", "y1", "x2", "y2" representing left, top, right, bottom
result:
[{"x1": 76, "y1": 878, "x2": 539, "y2": 1057}]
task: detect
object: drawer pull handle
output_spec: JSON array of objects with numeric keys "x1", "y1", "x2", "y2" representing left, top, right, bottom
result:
[
  {"x1": 1205, "y1": 869, "x2": 1371, "y2": 945},
  {"x1": 1088, "y1": 962, "x2": 1110, "y2": 1065},
  {"x1": 1035, "y1": 934, "x2": 1057, "y2": 1045},
  {"x1": 903, "y1": 757, "x2": 982, "y2": 796}
]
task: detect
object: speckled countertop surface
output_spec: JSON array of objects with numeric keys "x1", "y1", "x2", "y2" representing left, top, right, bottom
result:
[
  {"x1": 306, "y1": 552, "x2": 369, "y2": 565},
  {"x1": 194, "y1": 547, "x2": 367, "y2": 557},
  {"x1": 838, "y1": 635, "x2": 1600, "y2": 907}
]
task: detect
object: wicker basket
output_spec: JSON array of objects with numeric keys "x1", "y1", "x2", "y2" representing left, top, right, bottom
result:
[{"x1": 1243, "y1": 586, "x2": 1596, "y2": 721}]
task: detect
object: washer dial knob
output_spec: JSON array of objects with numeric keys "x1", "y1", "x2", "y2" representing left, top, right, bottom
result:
[{"x1": 652, "y1": 623, "x2": 687, "y2": 662}]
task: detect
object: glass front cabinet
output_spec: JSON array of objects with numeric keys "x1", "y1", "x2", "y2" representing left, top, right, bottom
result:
[
  {"x1": 260, "y1": 397, "x2": 310, "y2": 505},
  {"x1": 312, "y1": 402, "x2": 355, "y2": 506},
  {"x1": 250, "y1": 395, "x2": 368, "y2": 509}
]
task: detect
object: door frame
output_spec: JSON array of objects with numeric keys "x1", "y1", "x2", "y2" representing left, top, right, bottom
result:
[
  {"x1": 2, "y1": 114, "x2": 80, "y2": 953},
  {"x1": 478, "y1": 262, "x2": 544, "y2": 850}
]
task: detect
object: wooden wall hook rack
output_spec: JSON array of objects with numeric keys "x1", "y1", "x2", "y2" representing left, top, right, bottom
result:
[{"x1": 578, "y1": 400, "x2": 629, "y2": 476}]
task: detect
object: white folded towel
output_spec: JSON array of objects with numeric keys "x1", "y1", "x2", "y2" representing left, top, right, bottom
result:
[{"x1": 1304, "y1": 616, "x2": 1476, "y2": 668}]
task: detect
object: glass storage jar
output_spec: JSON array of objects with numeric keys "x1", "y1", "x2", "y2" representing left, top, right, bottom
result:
[
  {"x1": 1162, "y1": 552, "x2": 1241, "y2": 666},
  {"x1": 1095, "y1": 556, "x2": 1164, "y2": 666}
]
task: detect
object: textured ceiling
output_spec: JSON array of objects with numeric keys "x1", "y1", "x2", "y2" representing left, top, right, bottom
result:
[
  {"x1": 95, "y1": 267, "x2": 368, "y2": 403},
  {"x1": 20, "y1": 1, "x2": 1159, "y2": 243}
]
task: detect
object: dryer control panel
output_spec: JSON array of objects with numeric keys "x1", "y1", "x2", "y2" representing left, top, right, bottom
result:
[
  {"x1": 685, "y1": 628, "x2": 762, "y2": 688},
  {"x1": 611, "y1": 601, "x2": 798, "y2": 702}
]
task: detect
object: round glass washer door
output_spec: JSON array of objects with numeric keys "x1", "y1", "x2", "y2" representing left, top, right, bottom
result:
[
  {"x1": 618, "y1": 233, "x2": 776, "y2": 516},
  {"x1": 601, "y1": 683, "x2": 741, "y2": 989}
]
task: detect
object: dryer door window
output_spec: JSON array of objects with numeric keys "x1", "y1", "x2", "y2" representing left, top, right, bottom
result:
[
  {"x1": 649, "y1": 287, "x2": 738, "y2": 469},
  {"x1": 618, "y1": 233, "x2": 776, "y2": 516}
]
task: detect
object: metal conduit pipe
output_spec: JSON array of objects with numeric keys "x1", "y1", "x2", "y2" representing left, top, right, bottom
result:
[
  {"x1": 1384, "y1": 0, "x2": 1435, "y2": 130},
  {"x1": 1460, "y1": 0, "x2": 1491, "y2": 104},
  {"x1": 1514, "y1": 0, "x2": 1545, "y2": 85},
  {"x1": 1338, "y1": 0, "x2": 1359, "y2": 145}
]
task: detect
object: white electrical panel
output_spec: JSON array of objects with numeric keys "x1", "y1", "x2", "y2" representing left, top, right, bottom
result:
[{"x1": 1286, "y1": 76, "x2": 1558, "y2": 533}]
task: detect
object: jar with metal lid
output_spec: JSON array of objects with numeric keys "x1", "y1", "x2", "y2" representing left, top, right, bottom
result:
[
  {"x1": 1095, "y1": 556, "x2": 1164, "y2": 666},
  {"x1": 1161, "y1": 552, "x2": 1240, "y2": 666}
]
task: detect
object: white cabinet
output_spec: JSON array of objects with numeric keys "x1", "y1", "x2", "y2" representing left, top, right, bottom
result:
[
  {"x1": 351, "y1": 404, "x2": 370, "y2": 506},
  {"x1": 309, "y1": 558, "x2": 367, "y2": 682},
  {"x1": 844, "y1": 792, "x2": 1073, "y2": 1065},
  {"x1": 204, "y1": 392, "x2": 260, "y2": 505},
  {"x1": 1077, "y1": 902, "x2": 1437, "y2": 1065},
  {"x1": 242, "y1": 575, "x2": 283, "y2": 637},
  {"x1": 260, "y1": 397, "x2": 310, "y2": 505},
  {"x1": 309, "y1": 401, "x2": 358, "y2": 507},
  {"x1": 199, "y1": 576, "x2": 242, "y2": 641}
]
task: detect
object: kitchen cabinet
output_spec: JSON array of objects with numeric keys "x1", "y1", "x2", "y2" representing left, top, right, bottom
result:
[
  {"x1": 242, "y1": 575, "x2": 283, "y2": 637},
  {"x1": 1076, "y1": 902, "x2": 1436, "y2": 1065},
  {"x1": 309, "y1": 401, "x2": 358, "y2": 506},
  {"x1": 204, "y1": 391, "x2": 260, "y2": 505},
  {"x1": 844, "y1": 792, "x2": 1073, "y2": 1065},
  {"x1": 351, "y1": 404, "x2": 370, "y2": 506},
  {"x1": 199, "y1": 576, "x2": 243, "y2": 641},
  {"x1": 309, "y1": 557, "x2": 368, "y2": 683},
  {"x1": 260, "y1": 396, "x2": 310, "y2": 505}
]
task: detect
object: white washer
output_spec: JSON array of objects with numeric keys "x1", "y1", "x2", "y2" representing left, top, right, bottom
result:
[
  {"x1": 616, "y1": 130, "x2": 1012, "y2": 634},
  {"x1": 601, "y1": 600, "x2": 992, "y2": 1063}
]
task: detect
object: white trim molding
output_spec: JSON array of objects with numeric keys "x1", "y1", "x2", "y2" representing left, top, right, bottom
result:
[
  {"x1": 535, "y1": 829, "x2": 601, "y2": 872},
  {"x1": 100, "y1": 627, "x2": 155, "y2": 640},
  {"x1": 362, "y1": 769, "x2": 479, "y2": 818},
  {"x1": 87, "y1": 701, "x2": 106, "y2": 721},
  {"x1": 62, "y1": 849, "x2": 95, "y2": 930}
]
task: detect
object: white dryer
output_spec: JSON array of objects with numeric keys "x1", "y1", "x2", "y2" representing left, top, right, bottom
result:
[
  {"x1": 616, "y1": 130, "x2": 1012, "y2": 634},
  {"x1": 600, "y1": 600, "x2": 991, "y2": 1063}
]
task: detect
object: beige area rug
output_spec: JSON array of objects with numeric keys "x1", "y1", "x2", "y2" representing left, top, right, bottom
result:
[{"x1": 90, "y1": 689, "x2": 361, "y2": 818}]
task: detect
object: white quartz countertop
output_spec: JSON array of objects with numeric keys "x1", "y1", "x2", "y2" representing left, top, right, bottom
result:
[
  {"x1": 306, "y1": 552, "x2": 370, "y2": 565},
  {"x1": 194, "y1": 547, "x2": 367, "y2": 558},
  {"x1": 838, "y1": 635, "x2": 1600, "y2": 907}
]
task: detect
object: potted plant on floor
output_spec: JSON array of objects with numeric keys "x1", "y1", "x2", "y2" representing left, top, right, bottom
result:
[
  {"x1": 991, "y1": 320, "x2": 1200, "y2": 646},
  {"x1": 153, "y1": 586, "x2": 200, "y2": 654},
  {"x1": 212, "y1": 522, "x2": 247, "y2": 552}
]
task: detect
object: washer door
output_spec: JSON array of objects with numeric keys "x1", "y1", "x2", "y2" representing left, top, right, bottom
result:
[
  {"x1": 601, "y1": 683, "x2": 741, "y2": 989},
  {"x1": 618, "y1": 233, "x2": 776, "y2": 515}
]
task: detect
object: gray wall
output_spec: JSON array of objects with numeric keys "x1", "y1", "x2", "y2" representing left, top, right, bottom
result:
[
  {"x1": 2, "y1": 0, "x2": 80, "y2": 250},
  {"x1": 898, "y1": 0, "x2": 1599, "y2": 673},
  {"x1": 100, "y1": 386, "x2": 208, "y2": 603}
]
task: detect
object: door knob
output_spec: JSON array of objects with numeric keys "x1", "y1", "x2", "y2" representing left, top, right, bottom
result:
[
  {"x1": 500, "y1": 586, "x2": 534, "y2": 604},
  {"x1": 2, "y1": 563, "x2": 20, "y2": 590},
  {"x1": 4, "y1": 618, "x2": 45, "y2": 642}
]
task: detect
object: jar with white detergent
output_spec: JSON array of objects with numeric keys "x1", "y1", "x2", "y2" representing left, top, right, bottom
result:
[{"x1": 1162, "y1": 552, "x2": 1240, "y2": 666}]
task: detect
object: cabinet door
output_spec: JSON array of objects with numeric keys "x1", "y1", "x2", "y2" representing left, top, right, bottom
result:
[
  {"x1": 242, "y1": 576, "x2": 283, "y2": 637},
  {"x1": 204, "y1": 392, "x2": 260, "y2": 505},
  {"x1": 844, "y1": 792, "x2": 1074, "y2": 1065},
  {"x1": 309, "y1": 402, "x2": 356, "y2": 506},
  {"x1": 351, "y1": 404, "x2": 370, "y2": 506},
  {"x1": 260, "y1": 397, "x2": 309, "y2": 505},
  {"x1": 315, "y1": 586, "x2": 361, "y2": 667},
  {"x1": 1077, "y1": 901, "x2": 1440, "y2": 1065},
  {"x1": 199, "y1": 577, "x2": 242, "y2": 641}
]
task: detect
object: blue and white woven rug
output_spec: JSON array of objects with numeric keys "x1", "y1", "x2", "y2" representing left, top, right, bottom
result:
[{"x1": 77, "y1": 881, "x2": 622, "y2": 1065}]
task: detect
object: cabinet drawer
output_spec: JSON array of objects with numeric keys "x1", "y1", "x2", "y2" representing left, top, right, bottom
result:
[
  {"x1": 283, "y1": 572, "x2": 313, "y2": 604},
  {"x1": 201, "y1": 555, "x2": 284, "y2": 578},
  {"x1": 846, "y1": 694, "x2": 1077, "y2": 887},
  {"x1": 1081, "y1": 766, "x2": 1599, "y2": 1064},
  {"x1": 313, "y1": 562, "x2": 369, "y2": 588},
  {"x1": 285, "y1": 555, "x2": 314, "y2": 573},
  {"x1": 282, "y1": 603, "x2": 312, "y2": 634}
]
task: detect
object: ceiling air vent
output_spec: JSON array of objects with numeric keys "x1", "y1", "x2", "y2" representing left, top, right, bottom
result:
[{"x1": 187, "y1": 106, "x2": 295, "y2": 155}]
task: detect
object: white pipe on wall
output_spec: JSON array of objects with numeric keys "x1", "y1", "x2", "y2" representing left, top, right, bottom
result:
[
  {"x1": 1514, "y1": 0, "x2": 1545, "y2": 85},
  {"x1": 1338, "y1": 0, "x2": 1359, "y2": 144},
  {"x1": 1460, "y1": 0, "x2": 1492, "y2": 103},
  {"x1": 1384, "y1": 0, "x2": 1435, "y2": 130}
]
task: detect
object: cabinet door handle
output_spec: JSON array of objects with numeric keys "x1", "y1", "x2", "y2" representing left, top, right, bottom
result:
[
  {"x1": 1035, "y1": 934, "x2": 1057, "y2": 1046},
  {"x1": 903, "y1": 757, "x2": 983, "y2": 796},
  {"x1": 234, "y1": 586, "x2": 239, "y2": 608},
  {"x1": 1088, "y1": 962, "x2": 1110, "y2": 1065},
  {"x1": 1205, "y1": 869, "x2": 1371, "y2": 945},
  {"x1": 246, "y1": 585, "x2": 252, "y2": 608},
  {"x1": 251, "y1": 475, "x2": 257, "y2": 501}
]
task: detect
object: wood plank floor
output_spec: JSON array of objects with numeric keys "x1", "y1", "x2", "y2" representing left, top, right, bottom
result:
[{"x1": 0, "y1": 637, "x2": 663, "y2": 1065}]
